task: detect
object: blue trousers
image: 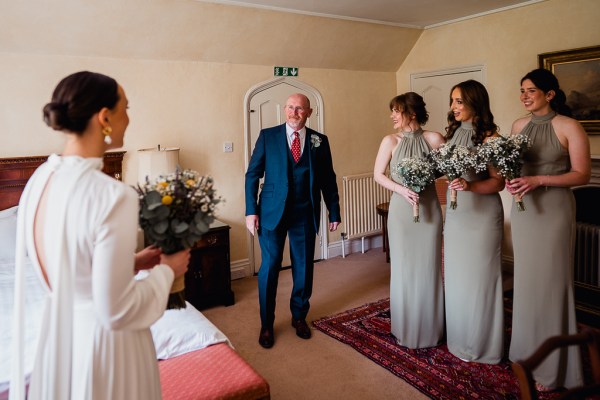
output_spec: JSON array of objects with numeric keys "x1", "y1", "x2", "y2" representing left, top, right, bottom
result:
[{"x1": 257, "y1": 217, "x2": 316, "y2": 328}]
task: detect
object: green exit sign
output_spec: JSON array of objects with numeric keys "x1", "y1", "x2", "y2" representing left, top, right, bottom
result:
[{"x1": 274, "y1": 66, "x2": 299, "y2": 77}]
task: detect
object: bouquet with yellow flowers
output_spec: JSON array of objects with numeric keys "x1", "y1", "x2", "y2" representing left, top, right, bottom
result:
[{"x1": 137, "y1": 169, "x2": 221, "y2": 309}]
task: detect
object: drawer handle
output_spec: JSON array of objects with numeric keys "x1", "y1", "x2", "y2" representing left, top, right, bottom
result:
[{"x1": 207, "y1": 235, "x2": 218, "y2": 245}]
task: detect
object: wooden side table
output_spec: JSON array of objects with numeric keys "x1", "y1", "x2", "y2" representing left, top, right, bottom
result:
[
  {"x1": 184, "y1": 220, "x2": 235, "y2": 310},
  {"x1": 376, "y1": 202, "x2": 390, "y2": 263}
]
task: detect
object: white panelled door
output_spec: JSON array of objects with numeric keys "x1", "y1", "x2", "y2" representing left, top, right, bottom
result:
[
  {"x1": 411, "y1": 66, "x2": 485, "y2": 135},
  {"x1": 246, "y1": 80, "x2": 325, "y2": 275}
]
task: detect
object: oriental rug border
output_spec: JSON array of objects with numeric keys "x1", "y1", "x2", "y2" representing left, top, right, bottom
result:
[{"x1": 313, "y1": 298, "x2": 561, "y2": 400}]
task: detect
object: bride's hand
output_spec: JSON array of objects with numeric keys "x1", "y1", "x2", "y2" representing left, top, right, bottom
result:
[
  {"x1": 134, "y1": 245, "x2": 162, "y2": 272},
  {"x1": 161, "y1": 249, "x2": 190, "y2": 279}
]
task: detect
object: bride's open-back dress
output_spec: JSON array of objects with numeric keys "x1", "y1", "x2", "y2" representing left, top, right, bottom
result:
[{"x1": 11, "y1": 155, "x2": 174, "y2": 400}]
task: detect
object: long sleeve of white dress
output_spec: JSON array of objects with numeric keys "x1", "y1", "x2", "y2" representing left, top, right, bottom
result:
[{"x1": 91, "y1": 185, "x2": 174, "y2": 330}]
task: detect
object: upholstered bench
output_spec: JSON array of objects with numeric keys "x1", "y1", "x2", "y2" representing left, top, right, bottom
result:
[{"x1": 159, "y1": 343, "x2": 270, "y2": 400}]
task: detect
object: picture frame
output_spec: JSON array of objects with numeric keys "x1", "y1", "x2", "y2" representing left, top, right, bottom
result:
[{"x1": 538, "y1": 45, "x2": 600, "y2": 134}]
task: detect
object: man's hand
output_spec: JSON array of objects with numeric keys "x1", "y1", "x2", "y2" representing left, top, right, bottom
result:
[
  {"x1": 246, "y1": 215, "x2": 259, "y2": 236},
  {"x1": 329, "y1": 221, "x2": 340, "y2": 232}
]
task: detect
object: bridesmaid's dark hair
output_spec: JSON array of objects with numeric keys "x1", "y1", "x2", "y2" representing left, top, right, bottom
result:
[
  {"x1": 446, "y1": 80, "x2": 497, "y2": 146},
  {"x1": 389, "y1": 92, "x2": 429, "y2": 125},
  {"x1": 520, "y1": 68, "x2": 572, "y2": 117},
  {"x1": 43, "y1": 71, "x2": 119, "y2": 135}
]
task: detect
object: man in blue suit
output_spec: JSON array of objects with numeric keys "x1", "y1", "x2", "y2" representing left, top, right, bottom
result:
[{"x1": 245, "y1": 93, "x2": 341, "y2": 349}]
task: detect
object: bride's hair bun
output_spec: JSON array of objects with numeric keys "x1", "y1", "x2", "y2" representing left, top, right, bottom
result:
[
  {"x1": 43, "y1": 71, "x2": 119, "y2": 135},
  {"x1": 43, "y1": 101, "x2": 71, "y2": 131}
]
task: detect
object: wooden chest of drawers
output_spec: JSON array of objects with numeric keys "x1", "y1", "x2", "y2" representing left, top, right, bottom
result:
[{"x1": 184, "y1": 220, "x2": 235, "y2": 310}]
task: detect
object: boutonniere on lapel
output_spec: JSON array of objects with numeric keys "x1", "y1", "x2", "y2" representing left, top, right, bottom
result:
[{"x1": 310, "y1": 134, "x2": 322, "y2": 149}]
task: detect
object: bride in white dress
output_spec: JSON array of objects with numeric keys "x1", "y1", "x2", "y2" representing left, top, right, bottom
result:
[{"x1": 10, "y1": 71, "x2": 190, "y2": 400}]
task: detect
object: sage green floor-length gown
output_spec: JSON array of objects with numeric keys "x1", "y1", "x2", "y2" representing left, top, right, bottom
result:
[
  {"x1": 444, "y1": 122, "x2": 504, "y2": 364},
  {"x1": 508, "y1": 112, "x2": 583, "y2": 389},
  {"x1": 388, "y1": 129, "x2": 444, "y2": 349}
]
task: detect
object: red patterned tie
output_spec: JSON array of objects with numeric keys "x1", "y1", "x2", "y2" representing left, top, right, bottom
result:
[{"x1": 291, "y1": 131, "x2": 301, "y2": 163}]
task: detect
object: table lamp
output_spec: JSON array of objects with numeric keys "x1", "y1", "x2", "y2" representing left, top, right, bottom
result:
[{"x1": 137, "y1": 145, "x2": 180, "y2": 184}]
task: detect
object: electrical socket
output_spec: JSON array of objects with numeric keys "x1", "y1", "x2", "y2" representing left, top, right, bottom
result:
[{"x1": 223, "y1": 142, "x2": 233, "y2": 153}]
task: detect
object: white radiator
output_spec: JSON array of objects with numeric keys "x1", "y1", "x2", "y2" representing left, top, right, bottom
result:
[
  {"x1": 575, "y1": 222, "x2": 600, "y2": 286},
  {"x1": 342, "y1": 173, "x2": 391, "y2": 243}
]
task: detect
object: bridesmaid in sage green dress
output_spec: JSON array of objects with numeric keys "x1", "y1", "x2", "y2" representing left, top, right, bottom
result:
[
  {"x1": 507, "y1": 69, "x2": 590, "y2": 390},
  {"x1": 374, "y1": 92, "x2": 445, "y2": 349},
  {"x1": 444, "y1": 80, "x2": 505, "y2": 364}
]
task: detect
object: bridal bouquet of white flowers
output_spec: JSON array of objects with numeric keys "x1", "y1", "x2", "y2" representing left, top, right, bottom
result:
[
  {"x1": 396, "y1": 156, "x2": 436, "y2": 222},
  {"x1": 137, "y1": 169, "x2": 221, "y2": 309}
]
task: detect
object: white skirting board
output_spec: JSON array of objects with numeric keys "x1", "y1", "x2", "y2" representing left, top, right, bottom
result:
[
  {"x1": 232, "y1": 241, "x2": 513, "y2": 279},
  {"x1": 230, "y1": 259, "x2": 247, "y2": 280},
  {"x1": 230, "y1": 236, "x2": 386, "y2": 279},
  {"x1": 327, "y1": 235, "x2": 384, "y2": 259}
]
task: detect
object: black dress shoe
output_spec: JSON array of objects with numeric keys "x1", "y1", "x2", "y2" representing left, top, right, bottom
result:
[
  {"x1": 291, "y1": 318, "x2": 312, "y2": 339},
  {"x1": 258, "y1": 327, "x2": 274, "y2": 348}
]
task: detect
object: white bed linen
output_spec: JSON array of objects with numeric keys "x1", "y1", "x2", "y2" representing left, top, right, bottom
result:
[
  {"x1": 1, "y1": 261, "x2": 231, "y2": 399},
  {"x1": 151, "y1": 301, "x2": 231, "y2": 359},
  {"x1": 0, "y1": 207, "x2": 18, "y2": 260},
  {"x1": 0, "y1": 258, "x2": 45, "y2": 399}
]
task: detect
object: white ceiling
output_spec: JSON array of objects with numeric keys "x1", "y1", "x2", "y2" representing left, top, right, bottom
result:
[{"x1": 198, "y1": 0, "x2": 545, "y2": 28}]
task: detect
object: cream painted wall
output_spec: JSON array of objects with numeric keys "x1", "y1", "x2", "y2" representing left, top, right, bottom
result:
[
  {"x1": 0, "y1": 53, "x2": 395, "y2": 263},
  {"x1": 395, "y1": 0, "x2": 600, "y2": 260}
]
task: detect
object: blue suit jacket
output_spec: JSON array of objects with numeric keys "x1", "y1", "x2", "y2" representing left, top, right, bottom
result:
[{"x1": 245, "y1": 123, "x2": 341, "y2": 232}]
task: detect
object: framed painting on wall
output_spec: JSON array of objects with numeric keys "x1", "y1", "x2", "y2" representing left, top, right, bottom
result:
[{"x1": 539, "y1": 45, "x2": 600, "y2": 134}]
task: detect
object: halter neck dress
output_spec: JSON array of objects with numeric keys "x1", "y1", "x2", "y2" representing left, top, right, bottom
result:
[
  {"x1": 508, "y1": 112, "x2": 583, "y2": 389},
  {"x1": 388, "y1": 129, "x2": 444, "y2": 349},
  {"x1": 443, "y1": 122, "x2": 504, "y2": 363}
]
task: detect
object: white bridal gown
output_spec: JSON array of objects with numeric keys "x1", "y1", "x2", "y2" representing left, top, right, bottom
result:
[{"x1": 10, "y1": 155, "x2": 174, "y2": 400}]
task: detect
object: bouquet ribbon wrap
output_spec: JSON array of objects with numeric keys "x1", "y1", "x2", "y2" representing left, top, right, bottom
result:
[{"x1": 167, "y1": 275, "x2": 186, "y2": 310}]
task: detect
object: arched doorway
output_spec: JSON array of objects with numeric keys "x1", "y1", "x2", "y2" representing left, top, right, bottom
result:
[{"x1": 243, "y1": 77, "x2": 327, "y2": 275}]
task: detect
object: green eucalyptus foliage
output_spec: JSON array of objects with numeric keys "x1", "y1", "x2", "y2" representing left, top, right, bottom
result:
[{"x1": 136, "y1": 171, "x2": 220, "y2": 255}]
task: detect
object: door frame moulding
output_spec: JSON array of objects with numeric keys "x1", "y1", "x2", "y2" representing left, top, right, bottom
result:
[
  {"x1": 243, "y1": 77, "x2": 325, "y2": 165},
  {"x1": 243, "y1": 77, "x2": 328, "y2": 277}
]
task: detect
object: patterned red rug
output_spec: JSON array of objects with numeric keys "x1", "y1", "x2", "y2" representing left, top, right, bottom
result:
[{"x1": 313, "y1": 298, "x2": 563, "y2": 400}]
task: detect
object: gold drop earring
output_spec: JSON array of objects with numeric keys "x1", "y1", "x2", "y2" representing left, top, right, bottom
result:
[{"x1": 102, "y1": 126, "x2": 113, "y2": 145}]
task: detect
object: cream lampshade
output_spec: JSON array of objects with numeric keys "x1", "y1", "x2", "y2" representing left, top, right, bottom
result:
[{"x1": 137, "y1": 145, "x2": 180, "y2": 184}]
